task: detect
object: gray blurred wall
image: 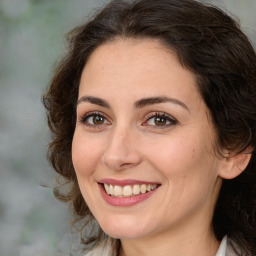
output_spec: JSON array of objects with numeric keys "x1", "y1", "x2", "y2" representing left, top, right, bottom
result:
[{"x1": 0, "y1": 0, "x2": 255, "y2": 256}]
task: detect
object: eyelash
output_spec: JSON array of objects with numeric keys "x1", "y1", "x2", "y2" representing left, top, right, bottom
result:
[
  {"x1": 79, "y1": 111, "x2": 110, "y2": 128},
  {"x1": 143, "y1": 112, "x2": 177, "y2": 128},
  {"x1": 78, "y1": 111, "x2": 177, "y2": 129}
]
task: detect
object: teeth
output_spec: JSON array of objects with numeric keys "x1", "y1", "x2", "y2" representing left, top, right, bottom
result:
[
  {"x1": 140, "y1": 184, "x2": 147, "y2": 194},
  {"x1": 109, "y1": 184, "x2": 114, "y2": 196},
  {"x1": 133, "y1": 184, "x2": 140, "y2": 195},
  {"x1": 104, "y1": 184, "x2": 110, "y2": 194},
  {"x1": 114, "y1": 185, "x2": 123, "y2": 196},
  {"x1": 103, "y1": 184, "x2": 158, "y2": 197},
  {"x1": 123, "y1": 185, "x2": 133, "y2": 196},
  {"x1": 152, "y1": 184, "x2": 157, "y2": 190}
]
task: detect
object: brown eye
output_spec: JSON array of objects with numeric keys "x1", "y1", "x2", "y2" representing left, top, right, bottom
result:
[
  {"x1": 154, "y1": 116, "x2": 167, "y2": 126},
  {"x1": 144, "y1": 113, "x2": 177, "y2": 128},
  {"x1": 80, "y1": 112, "x2": 110, "y2": 127},
  {"x1": 93, "y1": 115, "x2": 105, "y2": 125}
]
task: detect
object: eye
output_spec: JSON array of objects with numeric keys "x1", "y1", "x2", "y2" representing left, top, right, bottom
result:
[
  {"x1": 79, "y1": 112, "x2": 110, "y2": 127},
  {"x1": 143, "y1": 112, "x2": 177, "y2": 128}
]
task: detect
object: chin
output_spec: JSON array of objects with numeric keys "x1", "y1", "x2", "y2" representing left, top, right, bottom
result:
[
  {"x1": 97, "y1": 214, "x2": 154, "y2": 239},
  {"x1": 102, "y1": 227, "x2": 148, "y2": 240}
]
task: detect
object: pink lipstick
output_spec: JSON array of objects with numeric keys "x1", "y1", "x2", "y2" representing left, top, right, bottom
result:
[{"x1": 98, "y1": 179, "x2": 160, "y2": 207}]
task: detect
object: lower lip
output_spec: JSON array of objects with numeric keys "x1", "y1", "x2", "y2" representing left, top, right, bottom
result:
[{"x1": 98, "y1": 184, "x2": 159, "y2": 207}]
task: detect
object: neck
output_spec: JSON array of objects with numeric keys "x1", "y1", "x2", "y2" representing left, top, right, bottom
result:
[{"x1": 119, "y1": 227, "x2": 220, "y2": 256}]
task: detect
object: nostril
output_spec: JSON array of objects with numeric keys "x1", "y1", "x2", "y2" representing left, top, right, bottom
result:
[
  {"x1": 120, "y1": 162, "x2": 134, "y2": 168},
  {"x1": 101, "y1": 151, "x2": 142, "y2": 171}
]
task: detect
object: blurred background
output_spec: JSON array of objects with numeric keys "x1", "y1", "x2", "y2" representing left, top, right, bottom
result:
[{"x1": 0, "y1": 0, "x2": 255, "y2": 255}]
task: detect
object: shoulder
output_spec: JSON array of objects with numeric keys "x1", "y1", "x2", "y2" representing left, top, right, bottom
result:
[{"x1": 84, "y1": 236, "x2": 244, "y2": 256}]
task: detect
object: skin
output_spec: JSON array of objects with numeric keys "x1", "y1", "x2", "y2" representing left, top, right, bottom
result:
[{"x1": 72, "y1": 38, "x2": 232, "y2": 256}]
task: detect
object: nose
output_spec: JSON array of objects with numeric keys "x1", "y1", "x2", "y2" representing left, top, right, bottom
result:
[{"x1": 101, "y1": 126, "x2": 142, "y2": 171}]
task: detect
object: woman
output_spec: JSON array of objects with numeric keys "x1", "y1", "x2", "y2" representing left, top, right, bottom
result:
[{"x1": 43, "y1": 0, "x2": 256, "y2": 255}]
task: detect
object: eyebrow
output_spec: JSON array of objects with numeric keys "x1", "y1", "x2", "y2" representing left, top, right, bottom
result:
[
  {"x1": 77, "y1": 96, "x2": 110, "y2": 108},
  {"x1": 77, "y1": 95, "x2": 189, "y2": 112},
  {"x1": 134, "y1": 96, "x2": 189, "y2": 111}
]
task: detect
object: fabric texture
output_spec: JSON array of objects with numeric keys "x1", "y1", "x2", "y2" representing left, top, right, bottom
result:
[{"x1": 84, "y1": 236, "x2": 240, "y2": 256}]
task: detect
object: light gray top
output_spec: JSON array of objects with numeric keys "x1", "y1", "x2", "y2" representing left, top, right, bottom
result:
[{"x1": 85, "y1": 235, "x2": 239, "y2": 256}]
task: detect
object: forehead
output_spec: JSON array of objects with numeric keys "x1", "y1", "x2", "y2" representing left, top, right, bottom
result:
[
  {"x1": 79, "y1": 38, "x2": 198, "y2": 100},
  {"x1": 87, "y1": 37, "x2": 176, "y2": 65}
]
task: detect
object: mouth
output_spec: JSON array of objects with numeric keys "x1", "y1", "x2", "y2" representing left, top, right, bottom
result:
[
  {"x1": 102, "y1": 183, "x2": 159, "y2": 197},
  {"x1": 98, "y1": 179, "x2": 161, "y2": 206}
]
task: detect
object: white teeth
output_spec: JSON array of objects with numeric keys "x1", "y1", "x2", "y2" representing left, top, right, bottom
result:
[
  {"x1": 133, "y1": 184, "x2": 140, "y2": 195},
  {"x1": 104, "y1": 184, "x2": 110, "y2": 194},
  {"x1": 152, "y1": 184, "x2": 157, "y2": 190},
  {"x1": 141, "y1": 184, "x2": 147, "y2": 194},
  {"x1": 109, "y1": 184, "x2": 114, "y2": 195},
  {"x1": 103, "y1": 183, "x2": 158, "y2": 197},
  {"x1": 113, "y1": 185, "x2": 123, "y2": 196},
  {"x1": 123, "y1": 185, "x2": 133, "y2": 196}
]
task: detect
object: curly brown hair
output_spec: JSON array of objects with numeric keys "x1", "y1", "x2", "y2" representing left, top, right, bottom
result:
[{"x1": 43, "y1": 0, "x2": 256, "y2": 254}]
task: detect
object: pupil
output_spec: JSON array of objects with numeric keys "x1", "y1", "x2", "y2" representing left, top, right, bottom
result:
[
  {"x1": 94, "y1": 115, "x2": 104, "y2": 124},
  {"x1": 155, "y1": 117, "x2": 166, "y2": 125}
]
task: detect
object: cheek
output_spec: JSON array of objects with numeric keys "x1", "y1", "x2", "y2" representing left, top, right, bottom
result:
[
  {"x1": 144, "y1": 134, "x2": 220, "y2": 218},
  {"x1": 71, "y1": 131, "x2": 104, "y2": 177},
  {"x1": 143, "y1": 131, "x2": 217, "y2": 183}
]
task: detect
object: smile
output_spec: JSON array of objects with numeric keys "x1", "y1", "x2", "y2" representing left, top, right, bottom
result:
[
  {"x1": 103, "y1": 184, "x2": 158, "y2": 197},
  {"x1": 98, "y1": 179, "x2": 161, "y2": 206}
]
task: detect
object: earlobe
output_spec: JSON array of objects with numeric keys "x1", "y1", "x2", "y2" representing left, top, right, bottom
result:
[{"x1": 218, "y1": 148, "x2": 253, "y2": 180}]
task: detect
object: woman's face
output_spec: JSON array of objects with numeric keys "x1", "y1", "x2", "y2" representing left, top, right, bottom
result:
[{"x1": 72, "y1": 39, "x2": 224, "y2": 240}]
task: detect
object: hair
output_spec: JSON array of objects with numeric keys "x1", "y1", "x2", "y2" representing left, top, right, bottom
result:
[{"x1": 43, "y1": 0, "x2": 256, "y2": 254}]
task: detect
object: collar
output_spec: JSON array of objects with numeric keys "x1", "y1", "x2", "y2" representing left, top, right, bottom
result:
[
  {"x1": 86, "y1": 235, "x2": 229, "y2": 256},
  {"x1": 215, "y1": 236, "x2": 227, "y2": 256}
]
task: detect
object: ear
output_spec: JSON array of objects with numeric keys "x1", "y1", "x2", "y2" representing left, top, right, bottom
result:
[{"x1": 218, "y1": 147, "x2": 253, "y2": 180}]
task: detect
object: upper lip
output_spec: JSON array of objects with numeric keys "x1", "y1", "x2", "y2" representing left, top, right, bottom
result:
[{"x1": 98, "y1": 178, "x2": 160, "y2": 186}]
